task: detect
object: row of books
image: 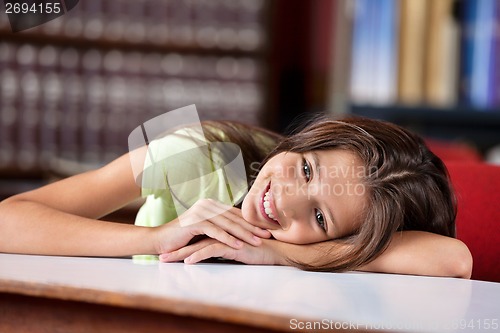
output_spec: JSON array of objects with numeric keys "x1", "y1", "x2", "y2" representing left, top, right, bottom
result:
[
  {"x1": 0, "y1": 42, "x2": 265, "y2": 174},
  {"x1": 0, "y1": 0, "x2": 266, "y2": 51},
  {"x1": 348, "y1": 0, "x2": 500, "y2": 109}
]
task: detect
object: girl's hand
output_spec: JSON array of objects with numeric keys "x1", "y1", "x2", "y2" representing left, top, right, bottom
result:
[
  {"x1": 154, "y1": 199, "x2": 271, "y2": 255},
  {"x1": 159, "y1": 237, "x2": 290, "y2": 266}
]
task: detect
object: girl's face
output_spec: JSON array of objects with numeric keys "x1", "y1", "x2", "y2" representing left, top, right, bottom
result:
[{"x1": 241, "y1": 149, "x2": 368, "y2": 244}]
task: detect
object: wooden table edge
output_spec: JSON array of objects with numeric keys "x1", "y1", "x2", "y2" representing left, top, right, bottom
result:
[{"x1": 0, "y1": 278, "x2": 316, "y2": 332}]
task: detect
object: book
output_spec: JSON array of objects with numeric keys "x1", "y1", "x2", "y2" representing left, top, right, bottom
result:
[
  {"x1": 470, "y1": 0, "x2": 497, "y2": 108},
  {"x1": 397, "y1": 0, "x2": 429, "y2": 105},
  {"x1": 490, "y1": 0, "x2": 500, "y2": 107},
  {"x1": 328, "y1": 0, "x2": 353, "y2": 115},
  {"x1": 350, "y1": 0, "x2": 370, "y2": 104},
  {"x1": 423, "y1": 0, "x2": 460, "y2": 106},
  {"x1": 350, "y1": 0, "x2": 398, "y2": 105},
  {"x1": 372, "y1": 0, "x2": 398, "y2": 105},
  {"x1": 459, "y1": 0, "x2": 498, "y2": 108}
]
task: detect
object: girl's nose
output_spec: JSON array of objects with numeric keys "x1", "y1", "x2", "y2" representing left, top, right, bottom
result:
[{"x1": 277, "y1": 183, "x2": 309, "y2": 221}]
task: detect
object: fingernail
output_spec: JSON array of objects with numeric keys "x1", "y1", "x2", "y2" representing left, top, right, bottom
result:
[
  {"x1": 235, "y1": 240, "x2": 243, "y2": 247},
  {"x1": 159, "y1": 253, "x2": 168, "y2": 261},
  {"x1": 184, "y1": 256, "x2": 192, "y2": 264},
  {"x1": 253, "y1": 235, "x2": 262, "y2": 244}
]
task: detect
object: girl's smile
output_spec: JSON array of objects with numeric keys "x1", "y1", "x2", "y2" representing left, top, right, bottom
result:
[{"x1": 260, "y1": 181, "x2": 280, "y2": 227}]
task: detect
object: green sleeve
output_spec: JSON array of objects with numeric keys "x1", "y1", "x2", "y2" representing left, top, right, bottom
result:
[{"x1": 134, "y1": 127, "x2": 248, "y2": 229}]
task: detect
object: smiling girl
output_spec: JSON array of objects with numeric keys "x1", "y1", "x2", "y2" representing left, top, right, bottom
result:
[{"x1": 0, "y1": 115, "x2": 472, "y2": 277}]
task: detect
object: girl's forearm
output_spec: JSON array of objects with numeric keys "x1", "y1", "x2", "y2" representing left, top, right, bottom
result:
[
  {"x1": 358, "y1": 231, "x2": 473, "y2": 278},
  {"x1": 266, "y1": 231, "x2": 472, "y2": 278},
  {"x1": 0, "y1": 199, "x2": 157, "y2": 257}
]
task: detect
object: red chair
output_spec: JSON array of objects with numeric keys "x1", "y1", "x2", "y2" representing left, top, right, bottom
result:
[
  {"x1": 426, "y1": 139, "x2": 482, "y2": 163},
  {"x1": 446, "y1": 162, "x2": 500, "y2": 282}
]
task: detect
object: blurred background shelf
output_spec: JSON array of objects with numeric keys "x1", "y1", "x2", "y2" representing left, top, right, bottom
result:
[
  {"x1": 0, "y1": 30, "x2": 267, "y2": 56},
  {"x1": 350, "y1": 104, "x2": 500, "y2": 154},
  {"x1": 0, "y1": 0, "x2": 272, "y2": 193},
  {"x1": 1, "y1": 0, "x2": 499, "y2": 201}
]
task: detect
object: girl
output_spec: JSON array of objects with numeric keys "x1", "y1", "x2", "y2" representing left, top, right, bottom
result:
[{"x1": 0, "y1": 115, "x2": 472, "y2": 278}]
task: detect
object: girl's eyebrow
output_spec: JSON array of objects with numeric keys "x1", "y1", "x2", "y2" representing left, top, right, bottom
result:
[{"x1": 310, "y1": 151, "x2": 337, "y2": 236}]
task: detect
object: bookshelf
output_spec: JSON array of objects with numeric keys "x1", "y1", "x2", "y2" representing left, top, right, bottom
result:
[
  {"x1": 341, "y1": 0, "x2": 500, "y2": 108},
  {"x1": 0, "y1": 0, "x2": 272, "y2": 189},
  {"x1": 323, "y1": 0, "x2": 500, "y2": 156},
  {"x1": 351, "y1": 104, "x2": 500, "y2": 153}
]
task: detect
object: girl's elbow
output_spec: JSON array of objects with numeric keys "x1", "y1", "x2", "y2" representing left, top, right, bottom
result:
[{"x1": 449, "y1": 241, "x2": 473, "y2": 279}]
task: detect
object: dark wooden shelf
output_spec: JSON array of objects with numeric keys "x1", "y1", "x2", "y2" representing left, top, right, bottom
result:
[
  {"x1": 0, "y1": 178, "x2": 48, "y2": 200},
  {"x1": 350, "y1": 104, "x2": 500, "y2": 153},
  {"x1": 0, "y1": 29, "x2": 266, "y2": 57}
]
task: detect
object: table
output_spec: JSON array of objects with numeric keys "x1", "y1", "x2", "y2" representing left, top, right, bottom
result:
[{"x1": 0, "y1": 253, "x2": 499, "y2": 332}]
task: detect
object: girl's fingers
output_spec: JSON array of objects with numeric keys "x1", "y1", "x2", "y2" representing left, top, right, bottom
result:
[
  {"x1": 160, "y1": 239, "x2": 216, "y2": 262},
  {"x1": 190, "y1": 221, "x2": 244, "y2": 249},
  {"x1": 194, "y1": 200, "x2": 270, "y2": 245},
  {"x1": 219, "y1": 205, "x2": 272, "y2": 238},
  {"x1": 171, "y1": 199, "x2": 270, "y2": 251},
  {"x1": 219, "y1": 205, "x2": 272, "y2": 237},
  {"x1": 211, "y1": 200, "x2": 277, "y2": 232},
  {"x1": 184, "y1": 243, "x2": 236, "y2": 264},
  {"x1": 161, "y1": 238, "x2": 278, "y2": 266},
  {"x1": 205, "y1": 214, "x2": 263, "y2": 246}
]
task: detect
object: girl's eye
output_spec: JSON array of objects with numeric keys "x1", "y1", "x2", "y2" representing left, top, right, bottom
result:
[
  {"x1": 302, "y1": 158, "x2": 311, "y2": 182},
  {"x1": 315, "y1": 209, "x2": 326, "y2": 231}
]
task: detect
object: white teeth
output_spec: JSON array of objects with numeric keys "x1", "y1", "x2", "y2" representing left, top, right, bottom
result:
[
  {"x1": 263, "y1": 189, "x2": 277, "y2": 221},
  {"x1": 264, "y1": 207, "x2": 275, "y2": 219}
]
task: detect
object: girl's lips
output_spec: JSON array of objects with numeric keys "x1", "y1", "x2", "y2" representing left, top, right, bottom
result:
[{"x1": 260, "y1": 182, "x2": 280, "y2": 227}]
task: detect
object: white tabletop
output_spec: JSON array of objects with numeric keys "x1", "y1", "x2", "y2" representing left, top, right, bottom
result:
[{"x1": 0, "y1": 253, "x2": 498, "y2": 332}]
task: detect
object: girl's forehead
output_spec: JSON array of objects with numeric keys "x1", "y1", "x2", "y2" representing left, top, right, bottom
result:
[
  {"x1": 313, "y1": 148, "x2": 363, "y2": 163},
  {"x1": 311, "y1": 150, "x2": 368, "y2": 180}
]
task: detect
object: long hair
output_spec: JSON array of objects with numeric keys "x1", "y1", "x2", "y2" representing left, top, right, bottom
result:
[
  {"x1": 262, "y1": 115, "x2": 457, "y2": 272},
  {"x1": 200, "y1": 120, "x2": 283, "y2": 184}
]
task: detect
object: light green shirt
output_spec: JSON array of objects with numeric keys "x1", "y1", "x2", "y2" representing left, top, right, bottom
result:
[{"x1": 133, "y1": 127, "x2": 248, "y2": 262}]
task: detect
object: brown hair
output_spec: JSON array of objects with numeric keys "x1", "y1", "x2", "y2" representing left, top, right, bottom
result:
[
  {"x1": 261, "y1": 115, "x2": 457, "y2": 272},
  {"x1": 200, "y1": 120, "x2": 283, "y2": 183}
]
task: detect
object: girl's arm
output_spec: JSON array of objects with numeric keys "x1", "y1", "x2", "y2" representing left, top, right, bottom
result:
[
  {"x1": 0, "y1": 153, "x2": 153, "y2": 256},
  {"x1": 356, "y1": 231, "x2": 472, "y2": 278},
  {"x1": 161, "y1": 231, "x2": 473, "y2": 279},
  {"x1": 0, "y1": 153, "x2": 267, "y2": 257}
]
